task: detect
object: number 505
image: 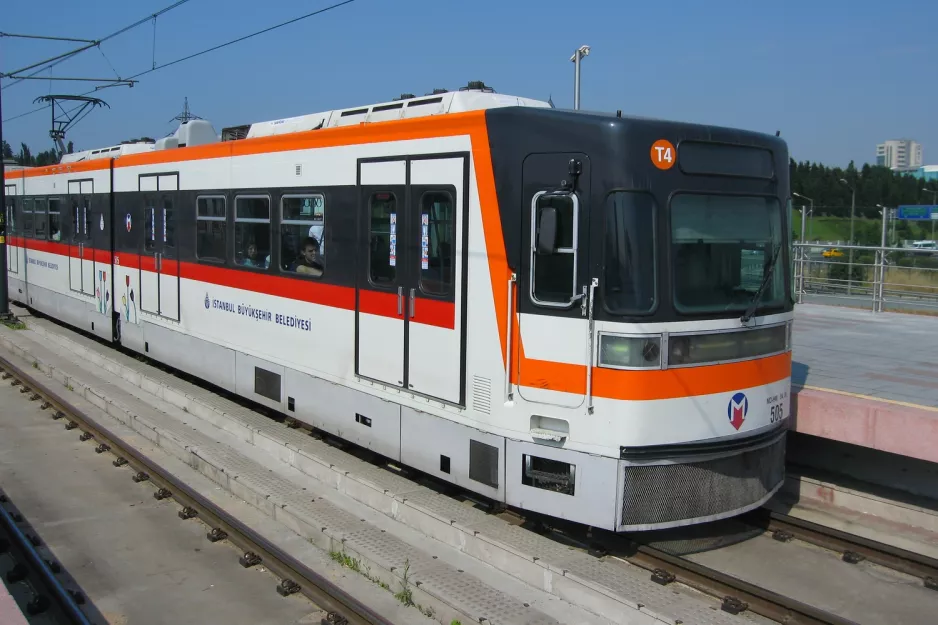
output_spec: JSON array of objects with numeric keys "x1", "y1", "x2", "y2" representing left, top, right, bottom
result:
[{"x1": 770, "y1": 403, "x2": 784, "y2": 422}]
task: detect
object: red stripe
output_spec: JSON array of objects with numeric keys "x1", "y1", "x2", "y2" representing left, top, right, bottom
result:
[
  {"x1": 139, "y1": 255, "x2": 157, "y2": 272},
  {"x1": 359, "y1": 289, "x2": 400, "y2": 318},
  {"x1": 413, "y1": 296, "x2": 456, "y2": 330},
  {"x1": 12, "y1": 243, "x2": 455, "y2": 329},
  {"x1": 180, "y1": 260, "x2": 358, "y2": 312},
  {"x1": 21, "y1": 239, "x2": 114, "y2": 263}
]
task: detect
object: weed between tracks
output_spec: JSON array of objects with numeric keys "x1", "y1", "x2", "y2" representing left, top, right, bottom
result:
[{"x1": 328, "y1": 548, "x2": 436, "y2": 620}]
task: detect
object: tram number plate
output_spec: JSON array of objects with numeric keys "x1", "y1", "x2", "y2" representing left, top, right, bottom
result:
[{"x1": 770, "y1": 403, "x2": 785, "y2": 423}]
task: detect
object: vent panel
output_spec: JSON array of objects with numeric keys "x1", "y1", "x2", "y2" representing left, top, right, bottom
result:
[{"x1": 471, "y1": 375, "x2": 492, "y2": 415}]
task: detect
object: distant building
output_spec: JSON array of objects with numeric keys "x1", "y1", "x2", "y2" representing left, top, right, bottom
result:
[
  {"x1": 877, "y1": 139, "x2": 923, "y2": 171},
  {"x1": 904, "y1": 165, "x2": 938, "y2": 182}
]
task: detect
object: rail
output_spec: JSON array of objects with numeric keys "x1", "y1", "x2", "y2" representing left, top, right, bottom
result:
[
  {"x1": 0, "y1": 353, "x2": 394, "y2": 625},
  {"x1": 0, "y1": 490, "x2": 91, "y2": 624},
  {"x1": 792, "y1": 242, "x2": 938, "y2": 313},
  {"x1": 614, "y1": 540, "x2": 858, "y2": 625},
  {"x1": 747, "y1": 509, "x2": 938, "y2": 589}
]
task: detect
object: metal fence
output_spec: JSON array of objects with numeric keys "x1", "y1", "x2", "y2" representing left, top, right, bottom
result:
[{"x1": 793, "y1": 242, "x2": 938, "y2": 313}]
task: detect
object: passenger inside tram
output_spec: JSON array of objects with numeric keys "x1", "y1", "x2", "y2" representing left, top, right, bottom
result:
[
  {"x1": 288, "y1": 236, "x2": 323, "y2": 276},
  {"x1": 241, "y1": 239, "x2": 269, "y2": 268}
]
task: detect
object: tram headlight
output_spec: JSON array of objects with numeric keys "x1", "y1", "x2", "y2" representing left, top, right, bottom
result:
[
  {"x1": 598, "y1": 334, "x2": 662, "y2": 369},
  {"x1": 668, "y1": 325, "x2": 788, "y2": 366}
]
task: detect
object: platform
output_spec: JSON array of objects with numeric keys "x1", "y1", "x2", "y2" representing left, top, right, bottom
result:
[
  {"x1": 0, "y1": 582, "x2": 29, "y2": 625},
  {"x1": 791, "y1": 303, "x2": 938, "y2": 464}
]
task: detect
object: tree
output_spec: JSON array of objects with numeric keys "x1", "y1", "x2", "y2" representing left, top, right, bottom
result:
[
  {"x1": 66, "y1": 140, "x2": 74, "y2": 154},
  {"x1": 1, "y1": 140, "x2": 12, "y2": 161},
  {"x1": 18, "y1": 143, "x2": 32, "y2": 166}
]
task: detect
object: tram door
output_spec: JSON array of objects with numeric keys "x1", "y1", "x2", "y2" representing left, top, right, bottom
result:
[
  {"x1": 139, "y1": 173, "x2": 180, "y2": 321},
  {"x1": 4, "y1": 186, "x2": 17, "y2": 275},
  {"x1": 516, "y1": 152, "x2": 592, "y2": 409},
  {"x1": 140, "y1": 195, "x2": 180, "y2": 321},
  {"x1": 68, "y1": 181, "x2": 94, "y2": 296},
  {"x1": 356, "y1": 156, "x2": 468, "y2": 405}
]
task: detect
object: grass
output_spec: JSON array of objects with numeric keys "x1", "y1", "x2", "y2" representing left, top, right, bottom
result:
[
  {"x1": 328, "y1": 548, "x2": 440, "y2": 620},
  {"x1": 1, "y1": 318, "x2": 26, "y2": 330},
  {"x1": 883, "y1": 266, "x2": 938, "y2": 295},
  {"x1": 792, "y1": 214, "x2": 936, "y2": 245}
]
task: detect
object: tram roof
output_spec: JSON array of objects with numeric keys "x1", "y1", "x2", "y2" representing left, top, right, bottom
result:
[{"x1": 59, "y1": 82, "x2": 552, "y2": 165}]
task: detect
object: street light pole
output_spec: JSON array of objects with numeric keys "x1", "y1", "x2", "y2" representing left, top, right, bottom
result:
[
  {"x1": 570, "y1": 45, "x2": 590, "y2": 110},
  {"x1": 876, "y1": 204, "x2": 889, "y2": 312},
  {"x1": 793, "y1": 192, "x2": 814, "y2": 241},
  {"x1": 839, "y1": 178, "x2": 856, "y2": 295},
  {"x1": 923, "y1": 187, "x2": 937, "y2": 240},
  {"x1": 792, "y1": 192, "x2": 815, "y2": 303}
]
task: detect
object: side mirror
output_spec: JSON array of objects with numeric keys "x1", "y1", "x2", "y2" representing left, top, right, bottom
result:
[{"x1": 535, "y1": 205, "x2": 558, "y2": 254}]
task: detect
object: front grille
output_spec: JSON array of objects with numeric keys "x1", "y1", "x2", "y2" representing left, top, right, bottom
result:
[{"x1": 619, "y1": 432, "x2": 786, "y2": 530}]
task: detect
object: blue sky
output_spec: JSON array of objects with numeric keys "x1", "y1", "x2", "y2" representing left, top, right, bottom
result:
[{"x1": 2, "y1": 0, "x2": 934, "y2": 167}]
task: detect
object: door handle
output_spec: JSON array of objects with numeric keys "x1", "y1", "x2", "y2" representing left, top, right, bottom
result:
[
  {"x1": 409, "y1": 288, "x2": 415, "y2": 318},
  {"x1": 397, "y1": 286, "x2": 403, "y2": 315}
]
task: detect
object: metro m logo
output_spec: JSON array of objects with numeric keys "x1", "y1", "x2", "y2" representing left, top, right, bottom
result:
[{"x1": 727, "y1": 392, "x2": 748, "y2": 430}]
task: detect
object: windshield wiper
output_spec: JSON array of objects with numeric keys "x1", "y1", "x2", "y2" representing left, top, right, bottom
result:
[{"x1": 740, "y1": 243, "x2": 782, "y2": 324}]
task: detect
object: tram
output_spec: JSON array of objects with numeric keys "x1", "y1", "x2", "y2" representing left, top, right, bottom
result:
[{"x1": 3, "y1": 81, "x2": 793, "y2": 531}]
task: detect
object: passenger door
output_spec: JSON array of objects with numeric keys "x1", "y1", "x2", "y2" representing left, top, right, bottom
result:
[
  {"x1": 140, "y1": 196, "x2": 160, "y2": 315},
  {"x1": 356, "y1": 160, "x2": 407, "y2": 388},
  {"x1": 4, "y1": 188, "x2": 16, "y2": 275},
  {"x1": 157, "y1": 195, "x2": 180, "y2": 321},
  {"x1": 516, "y1": 153, "x2": 592, "y2": 408},
  {"x1": 355, "y1": 156, "x2": 468, "y2": 405},
  {"x1": 88, "y1": 196, "x2": 111, "y2": 319},
  {"x1": 67, "y1": 181, "x2": 94, "y2": 296},
  {"x1": 139, "y1": 194, "x2": 180, "y2": 320},
  {"x1": 406, "y1": 157, "x2": 466, "y2": 405}
]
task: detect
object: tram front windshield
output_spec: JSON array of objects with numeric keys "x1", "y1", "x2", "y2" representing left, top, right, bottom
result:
[{"x1": 670, "y1": 194, "x2": 785, "y2": 314}]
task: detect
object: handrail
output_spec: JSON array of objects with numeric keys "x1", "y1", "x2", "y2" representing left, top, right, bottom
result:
[{"x1": 505, "y1": 273, "x2": 516, "y2": 402}]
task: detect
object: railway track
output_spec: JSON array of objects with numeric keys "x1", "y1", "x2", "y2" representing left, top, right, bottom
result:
[
  {"x1": 744, "y1": 509, "x2": 938, "y2": 590},
  {"x1": 0, "y1": 489, "x2": 90, "y2": 625},
  {"x1": 610, "y1": 538, "x2": 858, "y2": 625},
  {"x1": 3, "y1": 314, "x2": 934, "y2": 625},
  {"x1": 0, "y1": 353, "x2": 394, "y2": 625},
  {"x1": 519, "y1": 513, "x2": 862, "y2": 625}
]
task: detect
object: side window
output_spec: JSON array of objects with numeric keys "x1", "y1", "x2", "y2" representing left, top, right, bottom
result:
[
  {"x1": 34, "y1": 198, "x2": 47, "y2": 238},
  {"x1": 530, "y1": 192, "x2": 578, "y2": 305},
  {"x1": 368, "y1": 193, "x2": 397, "y2": 284},
  {"x1": 82, "y1": 197, "x2": 91, "y2": 238},
  {"x1": 5, "y1": 198, "x2": 14, "y2": 235},
  {"x1": 48, "y1": 198, "x2": 62, "y2": 242},
  {"x1": 71, "y1": 198, "x2": 81, "y2": 240},
  {"x1": 144, "y1": 201, "x2": 156, "y2": 252},
  {"x1": 163, "y1": 197, "x2": 175, "y2": 249},
  {"x1": 196, "y1": 196, "x2": 226, "y2": 263},
  {"x1": 419, "y1": 191, "x2": 454, "y2": 296},
  {"x1": 5, "y1": 199, "x2": 14, "y2": 235},
  {"x1": 281, "y1": 194, "x2": 324, "y2": 277},
  {"x1": 22, "y1": 199, "x2": 33, "y2": 235},
  {"x1": 234, "y1": 196, "x2": 270, "y2": 269},
  {"x1": 602, "y1": 191, "x2": 656, "y2": 314}
]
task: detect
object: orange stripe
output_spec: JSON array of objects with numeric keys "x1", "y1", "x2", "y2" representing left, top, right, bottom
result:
[
  {"x1": 469, "y1": 118, "x2": 512, "y2": 370},
  {"x1": 5, "y1": 158, "x2": 110, "y2": 179},
  {"x1": 4, "y1": 112, "x2": 491, "y2": 181},
  {"x1": 518, "y1": 352, "x2": 791, "y2": 401}
]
